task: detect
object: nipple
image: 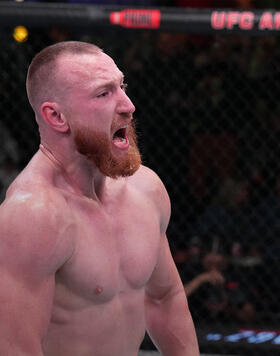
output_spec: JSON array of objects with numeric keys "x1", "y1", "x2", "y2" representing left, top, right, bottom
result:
[{"x1": 95, "y1": 286, "x2": 103, "y2": 294}]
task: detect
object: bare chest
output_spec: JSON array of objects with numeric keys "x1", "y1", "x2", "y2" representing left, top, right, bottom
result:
[{"x1": 56, "y1": 194, "x2": 161, "y2": 305}]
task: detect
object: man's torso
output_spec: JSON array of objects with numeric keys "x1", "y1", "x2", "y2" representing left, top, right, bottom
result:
[{"x1": 7, "y1": 155, "x2": 163, "y2": 356}]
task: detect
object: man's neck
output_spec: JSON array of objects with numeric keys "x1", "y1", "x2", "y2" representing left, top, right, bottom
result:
[{"x1": 39, "y1": 142, "x2": 107, "y2": 202}]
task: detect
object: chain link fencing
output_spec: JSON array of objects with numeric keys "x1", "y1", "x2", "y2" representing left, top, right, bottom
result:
[{"x1": 1, "y1": 5, "x2": 280, "y2": 355}]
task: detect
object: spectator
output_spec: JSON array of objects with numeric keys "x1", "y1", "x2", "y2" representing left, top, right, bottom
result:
[{"x1": 182, "y1": 237, "x2": 256, "y2": 323}]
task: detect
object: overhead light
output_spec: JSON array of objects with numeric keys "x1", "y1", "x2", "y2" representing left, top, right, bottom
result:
[{"x1": 13, "y1": 25, "x2": 28, "y2": 43}]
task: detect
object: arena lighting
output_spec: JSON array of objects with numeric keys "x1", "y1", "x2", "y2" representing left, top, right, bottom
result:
[
  {"x1": 202, "y1": 328, "x2": 280, "y2": 346},
  {"x1": 13, "y1": 25, "x2": 28, "y2": 42}
]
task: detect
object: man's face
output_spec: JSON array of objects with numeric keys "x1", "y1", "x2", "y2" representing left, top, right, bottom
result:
[{"x1": 59, "y1": 52, "x2": 141, "y2": 178}]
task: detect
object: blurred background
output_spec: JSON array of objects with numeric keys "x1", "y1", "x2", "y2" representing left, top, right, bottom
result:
[{"x1": 1, "y1": 0, "x2": 280, "y2": 355}]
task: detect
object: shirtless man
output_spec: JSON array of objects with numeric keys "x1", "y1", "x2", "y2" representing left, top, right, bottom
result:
[{"x1": 0, "y1": 41, "x2": 199, "y2": 356}]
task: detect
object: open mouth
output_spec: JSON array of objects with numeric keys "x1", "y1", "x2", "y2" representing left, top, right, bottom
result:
[{"x1": 112, "y1": 124, "x2": 129, "y2": 149}]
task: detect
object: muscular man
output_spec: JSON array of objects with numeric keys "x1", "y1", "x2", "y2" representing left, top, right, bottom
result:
[{"x1": 0, "y1": 41, "x2": 199, "y2": 356}]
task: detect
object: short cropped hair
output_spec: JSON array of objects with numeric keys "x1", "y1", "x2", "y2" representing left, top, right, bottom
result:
[{"x1": 26, "y1": 41, "x2": 103, "y2": 114}]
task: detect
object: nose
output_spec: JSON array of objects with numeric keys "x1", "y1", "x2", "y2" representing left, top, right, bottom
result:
[{"x1": 116, "y1": 88, "x2": 135, "y2": 116}]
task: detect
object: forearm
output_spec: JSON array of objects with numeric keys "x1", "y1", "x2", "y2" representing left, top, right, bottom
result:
[
  {"x1": 184, "y1": 276, "x2": 203, "y2": 296},
  {"x1": 145, "y1": 289, "x2": 200, "y2": 356}
]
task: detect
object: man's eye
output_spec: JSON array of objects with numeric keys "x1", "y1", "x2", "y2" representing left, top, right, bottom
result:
[
  {"x1": 121, "y1": 83, "x2": 128, "y2": 92},
  {"x1": 97, "y1": 92, "x2": 108, "y2": 98}
]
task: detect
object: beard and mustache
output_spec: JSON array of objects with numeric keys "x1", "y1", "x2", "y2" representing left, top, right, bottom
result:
[{"x1": 73, "y1": 121, "x2": 141, "y2": 179}]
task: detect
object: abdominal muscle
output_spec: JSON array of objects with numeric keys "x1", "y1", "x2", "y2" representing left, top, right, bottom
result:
[{"x1": 43, "y1": 289, "x2": 147, "y2": 356}]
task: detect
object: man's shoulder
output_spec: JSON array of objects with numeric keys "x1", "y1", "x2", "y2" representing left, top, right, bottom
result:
[
  {"x1": 129, "y1": 165, "x2": 170, "y2": 204},
  {"x1": 4, "y1": 173, "x2": 69, "y2": 216},
  {"x1": 129, "y1": 165, "x2": 166, "y2": 193},
  {"x1": 1, "y1": 188, "x2": 62, "y2": 234},
  {"x1": 0, "y1": 183, "x2": 74, "y2": 272},
  {"x1": 128, "y1": 165, "x2": 171, "y2": 227},
  {"x1": 0, "y1": 175, "x2": 73, "y2": 244}
]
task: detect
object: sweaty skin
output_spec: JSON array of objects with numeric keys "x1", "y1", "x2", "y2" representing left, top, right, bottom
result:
[{"x1": 0, "y1": 44, "x2": 199, "y2": 356}]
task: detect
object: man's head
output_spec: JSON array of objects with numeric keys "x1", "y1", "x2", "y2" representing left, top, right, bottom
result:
[
  {"x1": 26, "y1": 41, "x2": 102, "y2": 115},
  {"x1": 26, "y1": 41, "x2": 141, "y2": 178}
]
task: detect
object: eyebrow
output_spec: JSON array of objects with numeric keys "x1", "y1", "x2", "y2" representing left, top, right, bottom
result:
[{"x1": 92, "y1": 74, "x2": 125, "y2": 91}]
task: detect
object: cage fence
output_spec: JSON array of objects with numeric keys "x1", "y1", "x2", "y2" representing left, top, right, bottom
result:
[{"x1": 0, "y1": 3, "x2": 280, "y2": 355}]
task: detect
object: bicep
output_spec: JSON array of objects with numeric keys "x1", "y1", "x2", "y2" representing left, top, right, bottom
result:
[
  {"x1": 0, "y1": 267, "x2": 55, "y2": 334},
  {"x1": 0, "y1": 198, "x2": 68, "y2": 351},
  {"x1": 146, "y1": 234, "x2": 183, "y2": 301},
  {"x1": 0, "y1": 260, "x2": 55, "y2": 354}
]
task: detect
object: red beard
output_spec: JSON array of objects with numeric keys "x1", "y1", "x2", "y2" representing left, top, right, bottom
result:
[{"x1": 73, "y1": 122, "x2": 141, "y2": 179}]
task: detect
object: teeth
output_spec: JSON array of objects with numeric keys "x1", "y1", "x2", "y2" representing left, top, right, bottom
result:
[{"x1": 121, "y1": 124, "x2": 128, "y2": 129}]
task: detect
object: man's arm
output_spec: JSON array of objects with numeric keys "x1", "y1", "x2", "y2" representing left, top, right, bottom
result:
[
  {"x1": 145, "y1": 236, "x2": 200, "y2": 356},
  {"x1": 144, "y1": 171, "x2": 199, "y2": 356},
  {"x1": 0, "y1": 192, "x2": 73, "y2": 355}
]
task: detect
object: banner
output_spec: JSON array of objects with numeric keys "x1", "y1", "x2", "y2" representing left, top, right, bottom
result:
[{"x1": 0, "y1": 2, "x2": 280, "y2": 34}]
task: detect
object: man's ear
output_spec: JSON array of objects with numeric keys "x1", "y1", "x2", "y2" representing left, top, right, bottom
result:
[{"x1": 40, "y1": 102, "x2": 69, "y2": 133}]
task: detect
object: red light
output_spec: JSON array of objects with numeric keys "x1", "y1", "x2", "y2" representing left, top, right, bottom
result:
[{"x1": 110, "y1": 9, "x2": 161, "y2": 29}]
